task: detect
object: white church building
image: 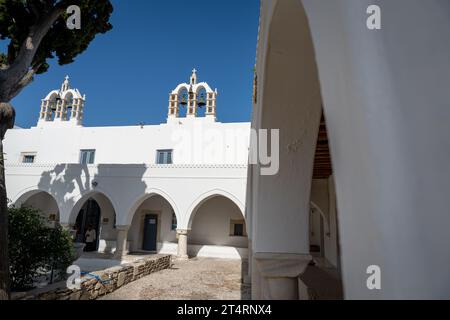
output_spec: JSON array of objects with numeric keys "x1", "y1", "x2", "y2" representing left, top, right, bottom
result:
[
  {"x1": 7, "y1": 0, "x2": 448, "y2": 300},
  {"x1": 4, "y1": 70, "x2": 251, "y2": 261}
]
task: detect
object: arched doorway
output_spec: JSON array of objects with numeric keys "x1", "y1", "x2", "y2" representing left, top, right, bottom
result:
[
  {"x1": 74, "y1": 199, "x2": 102, "y2": 250},
  {"x1": 71, "y1": 192, "x2": 117, "y2": 253},
  {"x1": 188, "y1": 195, "x2": 247, "y2": 259},
  {"x1": 128, "y1": 194, "x2": 178, "y2": 253}
]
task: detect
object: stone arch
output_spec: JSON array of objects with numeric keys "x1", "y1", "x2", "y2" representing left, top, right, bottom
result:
[
  {"x1": 172, "y1": 85, "x2": 190, "y2": 117},
  {"x1": 186, "y1": 189, "x2": 245, "y2": 230},
  {"x1": 249, "y1": 0, "x2": 344, "y2": 300},
  {"x1": 171, "y1": 83, "x2": 191, "y2": 96},
  {"x1": 61, "y1": 89, "x2": 81, "y2": 100},
  {"x1": 12, "y1": 186, "x2": 55, "y2": 205},
  {"x1": 194, "y1": 83, "x2": 214, "y2": 94},
  {"x1": 68, "y1": 189, "x2": 119, "y2": 252},
  {"x1": 68, "y1": 189, "x2": 119, "y2": 226},
  {"x1": 44, "y1": 90, "x2": 60, "y2": 101},
  {"x1": 124, "y1": 188, "x2": 180, "y2": 227},
  {"x1": 62, "y1": 91, "x2": 74, "y2": 121},
  {"x1": 251, "y1": 0, "x2": 323, "y2": 256},
  {"x1": 13, "y1": 188, "x2": 61, "y2": 223}
]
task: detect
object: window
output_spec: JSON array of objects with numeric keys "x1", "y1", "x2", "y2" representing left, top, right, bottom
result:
[
  {"x1": 156, "y1": 149, "x2": 173, "y2": 164},
  {"x1": 80, "y1": 149, "x2": 96, "y2": 164},
  {"x1": 171, "y1": 211, "x2": 177, "y2": 231},
  {"x1": 22, "y1": 153, "x2": 36, "y2": 164},
  {"x1": 234, "y1": 223, "x2": 244, "y2": 236},
  {"x1": 230, "y1": 220, "x2": 246, "y2": 237}
]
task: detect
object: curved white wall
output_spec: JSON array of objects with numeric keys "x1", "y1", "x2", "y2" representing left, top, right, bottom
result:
[
  {"x1": 189, "y1": 196, "x2": 247, "y2": 248},
  {"x1": 251, "y1": 0, "x2": 450, "y2": 299}
]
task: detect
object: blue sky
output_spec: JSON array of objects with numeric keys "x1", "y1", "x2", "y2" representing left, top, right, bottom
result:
[{"x1": 11, "y1": 0, "x2": 260, "y2": 128}]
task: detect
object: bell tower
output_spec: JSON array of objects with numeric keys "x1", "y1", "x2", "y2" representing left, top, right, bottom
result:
[
  {"x1": 37, "y1": 76, "x2": 86, "y2": 127},
  {"x1": 167, "y1": 69, "x2": 218, "y2": 123}
]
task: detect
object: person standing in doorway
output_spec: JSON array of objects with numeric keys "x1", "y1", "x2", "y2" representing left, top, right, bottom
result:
[{"x1": 84, "y1": 225, "x2": 97, "y2": 252}]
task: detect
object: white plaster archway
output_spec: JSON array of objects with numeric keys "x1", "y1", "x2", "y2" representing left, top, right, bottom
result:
[
  {"x1": 194, "y1": 83, "x2": 214, "y2": 94},
  {"x1": 12, "y1": 186, "x2": 58, "y2": 206},
  {"x1": 249, "y1": 0, "x2": 325, "y2": 300},
  {"x1": 186, "y1": 189, "x2": 245, "y2": 230},
  {"x1": 251, "y1": 0, "x2": 323, "y2": 255},
  {"x1": 13, "y1": 188, "x2": 61, "y2": 223},
  {"x1": 251, "y1": 0, "x2": 450, "y2": 300},
  {"x1": 68, "y1": 189, "x2": 119, "y2": 226},
  {"x1": 172, "y1": 84, "x2": 191, "y2": 96},
  {"x1": 124, "y1": 188, "x2": 180, "y2": 227},
  {"x1": 61, "y1": 89, "x2": 82, "y2": 100},
  {"x1": 44, "y1": 90, "x2": 60, "y2": 101}
]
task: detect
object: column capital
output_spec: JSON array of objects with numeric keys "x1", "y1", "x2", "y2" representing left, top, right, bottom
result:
[
  {"x1": 176, "y1": 229, "x2": 190, "y2": 236},
  {"x1": 59, "y1": 222, "x2": 73, "y2": 231},
  {"x1": 254, "y1": 252, "x2": 312, "y2": 300},
  {"x1": 254, "y1": 252, "x2": 312, "y2": 278},
  {"x1": 116, "y1": 225, "x2": 130, "y2": 232}
]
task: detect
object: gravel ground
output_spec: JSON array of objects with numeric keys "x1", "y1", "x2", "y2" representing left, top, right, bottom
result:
[{"x1": 100, "y1": 257, "x2": 251, "y2": 300}]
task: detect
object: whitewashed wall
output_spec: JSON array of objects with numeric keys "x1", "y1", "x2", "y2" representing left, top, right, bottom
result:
[
  {"x1": 4, "y1": 118, "x2": 250, "y2": 235},
  {"x1": 5, "y1": 119, "x2": 250, "y2": 165},
  {"x1": 189, "y1": 196, "x2": 247, "y2": 248}
]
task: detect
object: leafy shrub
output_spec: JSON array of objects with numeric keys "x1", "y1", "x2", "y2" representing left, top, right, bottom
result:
[{"x1": 8, "y1": 207, "x2": 75, "y2": 290}]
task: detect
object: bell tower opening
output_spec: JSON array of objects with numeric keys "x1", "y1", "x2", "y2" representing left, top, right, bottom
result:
[
  {"x1": 167, "y1": 69, "x2": 218, "y2": 123},
  {"x1": 37, "y1": 76, "x2": 86, "y2": 128}
]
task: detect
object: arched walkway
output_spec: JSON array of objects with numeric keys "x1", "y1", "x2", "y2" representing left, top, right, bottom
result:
[
  {"x1": 250, "y1": 0, "x2": 324, "y2": 299},
  {"x1": 127, "y1": 193, "x2": 179, "y2": 253},
  {"x1": 14, "y1": 189, "x2": 60, "y2": 226},
  {"x1": 186, "y1": 189, "x2": 245, "y2": 230},
  {"x1": 69, "y1": 191, "x2": 118, "y2": 253},
  {"x1": 176, "y1": 191, "x2": 248, "y2": 260}
]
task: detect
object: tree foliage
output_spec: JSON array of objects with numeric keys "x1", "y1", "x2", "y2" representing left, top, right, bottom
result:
[
  {"x1": 8, "y1": 207, "x2": 75, "y2": 290},
  {"x1": 0, "y1": 0, "x2": 113, "y2": 102},
  {"x1": 0, "y1": 0, "x2": 113, "y2": 299}
]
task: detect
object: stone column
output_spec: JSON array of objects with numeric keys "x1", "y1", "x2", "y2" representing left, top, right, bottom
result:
[
  {"x1": 176, "y1": 229, "x2": 189, "y2": 260},
  {"x1": 254, "y1": 253, "x2": 312, "y2": 300},
  {"x1": 114, "y1": 225, "x2": 130, "y2": 259}
]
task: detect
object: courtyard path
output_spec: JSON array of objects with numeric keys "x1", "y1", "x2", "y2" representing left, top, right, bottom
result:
[{"x1": 100, "y1": 257, "x2": 251, "y2": 300}]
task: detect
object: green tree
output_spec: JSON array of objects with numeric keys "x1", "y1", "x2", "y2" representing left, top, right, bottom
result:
[
  {"x1": 0, "y1": 0, "x2": 113, "y2": 299},
  {"x1": 8, "y1": 207, "x2": 75, "y2": 291}
]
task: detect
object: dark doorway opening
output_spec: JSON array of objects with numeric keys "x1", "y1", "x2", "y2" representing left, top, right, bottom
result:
[
  {"x1": 75, "y1": 199, "x2": 101, "y2": 251},
  {"x1": 143, "y1": 214, "x2": 158, "y2": 252}
]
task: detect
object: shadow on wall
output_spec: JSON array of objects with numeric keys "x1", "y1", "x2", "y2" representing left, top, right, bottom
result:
[
  {"x1": 37, "y1": 164, "x2": 149, "y2": 229},
  {"x1": 37, "y1": 164, "x2": 90, "y2": 215}
]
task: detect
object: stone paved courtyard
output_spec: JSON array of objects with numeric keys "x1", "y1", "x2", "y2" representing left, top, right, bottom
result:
[{"x1": 100, "y1": 257, "x2": 251, "y2": 300}]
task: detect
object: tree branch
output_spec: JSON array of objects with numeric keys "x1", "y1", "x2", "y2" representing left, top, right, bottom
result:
[
  {"x1": 28, "y1": 1, "x2": 41, "y2": 22},
  {"x1": 7, "y1": 67, "x2": 39, "y2": 100},
  {"x1": 0, "y1": 3, "x2": 65, "y2": 101}
]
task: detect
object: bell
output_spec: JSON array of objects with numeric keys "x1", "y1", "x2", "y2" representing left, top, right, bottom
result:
[
  {"x1": 180, "y1": 95, "x2": 188, "y2": 106},
  {"x1": 198, "y1": 96, "x2": 206, "y2": 107}
]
